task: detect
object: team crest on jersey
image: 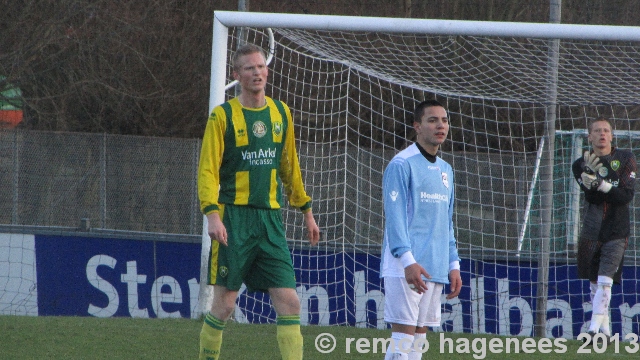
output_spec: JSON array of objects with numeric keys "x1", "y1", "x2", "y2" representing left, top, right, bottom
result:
[
  {"x1": 219, "y1": 266, "x2": 228, "y2": 278},
  {"x1": 611, "y1": 160, "x2": 620, "y2": 171},
  {"x1": 598, "y1": 167, "x2": 608, "y2": 177},
  {"x1": 252, "y1": 121, "x2": 267, "y2": 138},
  {"x1": 442, "y1": 172, "x2": 449, "y2": 188},
  {"x1": 273, "y1": 121, "x2": 282, "y2": 136}
]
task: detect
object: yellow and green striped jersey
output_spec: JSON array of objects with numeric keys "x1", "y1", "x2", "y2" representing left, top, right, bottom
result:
[{"x1": 198, "y1": 97, "x2": 312, "y2": 214}]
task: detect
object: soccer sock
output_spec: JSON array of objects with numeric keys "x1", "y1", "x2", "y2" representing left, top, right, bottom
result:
[
  {"x1": 200, "y1": 313, "x2": 226, "y2": 360},
  {"x1": 589, "y1": 276, "x2": 613, "y2": 333},
  {"x1": 589, "y1": 282, "x2": 597, "y2": 304},
  {"x1": 276, "y1": 315, "x2": 303, "y2": 360},
  {"x1": 384, "y1": 332, "x2": 412, "y2": 360},
  {"x1": 408, "y1": 332, "x2": 427, "y2": 360}
]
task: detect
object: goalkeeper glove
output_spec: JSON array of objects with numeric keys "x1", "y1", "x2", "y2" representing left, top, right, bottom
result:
[
  {"x1": 581, "y1": 151, "x2": 612, "y2": 193},
  {"x1": 583, "y1": 151, "x2": 603, "y2": 175},
  {"x1": 581, "y1": 172, "x2": 600, "y2": 190}
]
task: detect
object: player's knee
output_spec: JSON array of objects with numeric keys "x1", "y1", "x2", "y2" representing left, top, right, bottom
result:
[{"x1": 210, "y1": 295, "x2": 237, "y2": 319}]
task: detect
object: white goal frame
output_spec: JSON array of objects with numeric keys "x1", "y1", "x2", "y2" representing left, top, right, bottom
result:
[{"x1": 202, "y1": 11, "x2": 640, "y2": 334}]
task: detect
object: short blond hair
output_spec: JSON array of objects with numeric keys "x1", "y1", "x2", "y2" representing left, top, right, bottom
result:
[{"x1": 232, "y1": 44, "x2": 266, "y2": 71}]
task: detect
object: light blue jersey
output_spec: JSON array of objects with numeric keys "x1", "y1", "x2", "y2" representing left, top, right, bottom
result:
[{"x1": 380, "y1": 143, "x2": 460, "y2": 284}]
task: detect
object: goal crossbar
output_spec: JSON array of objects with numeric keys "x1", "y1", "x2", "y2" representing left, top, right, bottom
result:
[{"x1": 214, "y1": 11, "x2": 640, "y2": 40}]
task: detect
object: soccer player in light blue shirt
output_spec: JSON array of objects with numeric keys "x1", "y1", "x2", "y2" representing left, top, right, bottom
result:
[{"x1": 380, "y1": 100, "x2": 462, "y2": 360}]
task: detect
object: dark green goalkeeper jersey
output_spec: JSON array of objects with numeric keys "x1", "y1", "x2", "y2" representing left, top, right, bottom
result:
[
  {"x1": 572, "y1": 147, "x2": 637, "y2": 242},
  {"x1": 198, "y1": 97, "x2": 312, "y2": 214}
]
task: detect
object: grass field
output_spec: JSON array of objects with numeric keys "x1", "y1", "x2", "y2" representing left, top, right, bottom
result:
[{"x1": 0, "y1": 315, "x2": 637, "y2": 359}]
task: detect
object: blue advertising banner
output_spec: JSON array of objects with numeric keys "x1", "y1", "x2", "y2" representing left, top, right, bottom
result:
[
  {"x1": 35, "y1": 235, "x2": 200, "y2": 318},
  {"x1": 32, "y1": 234, "x2": 640, "y2": 338}
]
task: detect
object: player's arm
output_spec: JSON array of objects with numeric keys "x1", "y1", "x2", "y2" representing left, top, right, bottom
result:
[
  {"x1": 601, "y1": 153, "x2": 637, "y2": 205},
  {"x1": 278, "y1": 102, "x2": 319, "y2": 244},
  {"x1": 447, "y1": 170, "x2": 462, "y2": 299},
  {"x1": 198, "y1": 107, "x2": 227, "y2": 245}
]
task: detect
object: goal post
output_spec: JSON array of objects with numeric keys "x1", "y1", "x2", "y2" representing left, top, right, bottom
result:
[{"x1": 203, "y1": 11, "x2": 640, "y2": 337}]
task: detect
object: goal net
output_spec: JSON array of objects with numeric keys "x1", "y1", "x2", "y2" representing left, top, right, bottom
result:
[{"x1": 206, "y1": 12, "x2": 640, "y2": 338}]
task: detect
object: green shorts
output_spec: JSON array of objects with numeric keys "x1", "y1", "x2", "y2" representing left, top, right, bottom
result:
[{"x1": 208, "y1": 204, "x2": 296, "y2": 292}]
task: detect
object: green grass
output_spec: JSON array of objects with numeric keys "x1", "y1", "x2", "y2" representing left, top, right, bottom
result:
[{"x1": 0, "y1": 315, "x2": 637, "y2": 359}]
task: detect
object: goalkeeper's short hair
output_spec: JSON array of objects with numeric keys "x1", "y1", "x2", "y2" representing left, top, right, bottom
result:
[
  {"x1": 587, "y1": 116, "x2": 614, "y2": 134},
  {"x1": 413, "y1": 99, "x2": 445, "y2": 125}
]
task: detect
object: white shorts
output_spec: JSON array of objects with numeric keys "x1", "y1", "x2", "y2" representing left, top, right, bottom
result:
[{"x1": 383, "y1": 276, "x2": 444, "y2": 328}]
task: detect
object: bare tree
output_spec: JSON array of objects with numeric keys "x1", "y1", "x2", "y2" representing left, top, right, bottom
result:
[{"x1": 1, "y1": 0, "x2": 638, "y2": 137}]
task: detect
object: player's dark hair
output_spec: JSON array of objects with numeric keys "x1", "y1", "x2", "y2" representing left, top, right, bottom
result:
[
  {"x1": 587, "y1": 116, "x2": 614, "y2": 133},
  {"x1": 232, "y1": 44, "x2": 267, "y2": 71},
  {"x1": 412, "y1": 99, "x2": 445, "y2": 125}
]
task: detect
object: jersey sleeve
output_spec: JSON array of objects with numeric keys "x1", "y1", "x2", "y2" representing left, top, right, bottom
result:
[
  {"x1": 448, "y1": 169, "x2": 460, "y2": 264},
  {"x1": 278, "y1": 102, "x2": 312, "y2": 212},
  {"x1": 198, "y1": 106, "x2": 226, "y2": 215},
  {"x1": 603, "y1": 151, "x2": 637, "y2": 205},
  {"x1": 382, "y1": 159, "x2": 412, "y2": 258}
]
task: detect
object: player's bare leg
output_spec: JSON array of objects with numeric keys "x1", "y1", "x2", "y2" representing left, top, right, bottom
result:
[{"x1": 270, "y1": 287, "x2": 304, "y2": 360}]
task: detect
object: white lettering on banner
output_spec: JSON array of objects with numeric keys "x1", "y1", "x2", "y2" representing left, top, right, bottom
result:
[
  {"x1": 546, "y1": 299, "x2": 573, "y2": 339},
  {"x1": 151, "y1": 276, "x2": 182, "y2": 318},
  {"x1": 82, "y1": 257, "x2": 638, "y2": 336},
  {"x1": 86, "y1": 254, "x2": 198, "y2": 318},
  {"x1": 297, "y1": 285, "x2": 331, "y2": 325},
  {"x1": 121, "y1": 260, "x2": 148, "y2": 318},
  {"x1": 87, "y1": 255, "x2": 119, "y2": 317},
  {"x1": 619, "y1": 303, "x2": 640, "y2": 338},
  {"x1": 498, "y1": 278, "x2": 533, "y2": 336},
  {"x1": 354, "y1": 271, "x2": 385, "y2": 329},
  {"x1": 188, "y1": 278, "x2": 201, "y2": 319}
]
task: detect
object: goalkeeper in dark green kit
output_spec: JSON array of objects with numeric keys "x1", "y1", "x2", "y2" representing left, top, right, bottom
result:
[{"x1": 572, "y1": 116, "x2": 636, "y2": 344}]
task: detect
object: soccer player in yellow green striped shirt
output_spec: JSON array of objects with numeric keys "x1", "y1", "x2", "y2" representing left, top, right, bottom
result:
[{"x1": 197, "y1": 44, "x2": 320, "y2": 360}]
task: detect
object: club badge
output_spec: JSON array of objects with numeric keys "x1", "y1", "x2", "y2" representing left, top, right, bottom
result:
[
  {"x1": 219, "y1": 266, "x2": 228, "y2": 278},
  {"x1": 598, "y1": 167, "x2": 608, "y2": 177},
  {"x1": 252, "y1": 121, "x2": 267, "y2": 138},
  {"x1": 273, "y1": 121, "x2": 282, "y2": 136},
  {"x1": 442, "y1": 172, "x2": 449, "y2": 188},
  {"x1": 611, "y1": 160, "x2": 620, "y2": 171}
]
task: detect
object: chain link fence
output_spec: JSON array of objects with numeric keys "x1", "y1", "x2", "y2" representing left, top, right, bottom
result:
[{"x1": 0, "y1": 129, "x2": 202, "y2": 236}]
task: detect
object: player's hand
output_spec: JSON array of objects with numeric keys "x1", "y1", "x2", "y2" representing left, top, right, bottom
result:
[
  {"x1": 303, "y1": 211, "x2": 320, "y2": 246},
  {"x1": 447, "y1": 269, "x2": 462, "y2": 299},
  {"x1": 404, "y1": 263, "x2": 430, "y2": 294},
  {"x1": 580, "y1": 171, "x2": 600, "y2": 190},
  {"x1": 206, "y1": 212, "x2": 228, "y2": 246},
  {"x1": 583, "y1": 151, "x2": 603, "y2": 175}
]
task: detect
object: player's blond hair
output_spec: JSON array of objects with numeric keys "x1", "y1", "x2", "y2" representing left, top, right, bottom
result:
[{"x1": 232, "y1": 44, "x2": 267, "y2": 71}]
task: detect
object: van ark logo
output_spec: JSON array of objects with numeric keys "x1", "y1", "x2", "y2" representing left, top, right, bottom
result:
[{"x1": 252, "y1": 121, "x2": 267, "y2": 138}]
